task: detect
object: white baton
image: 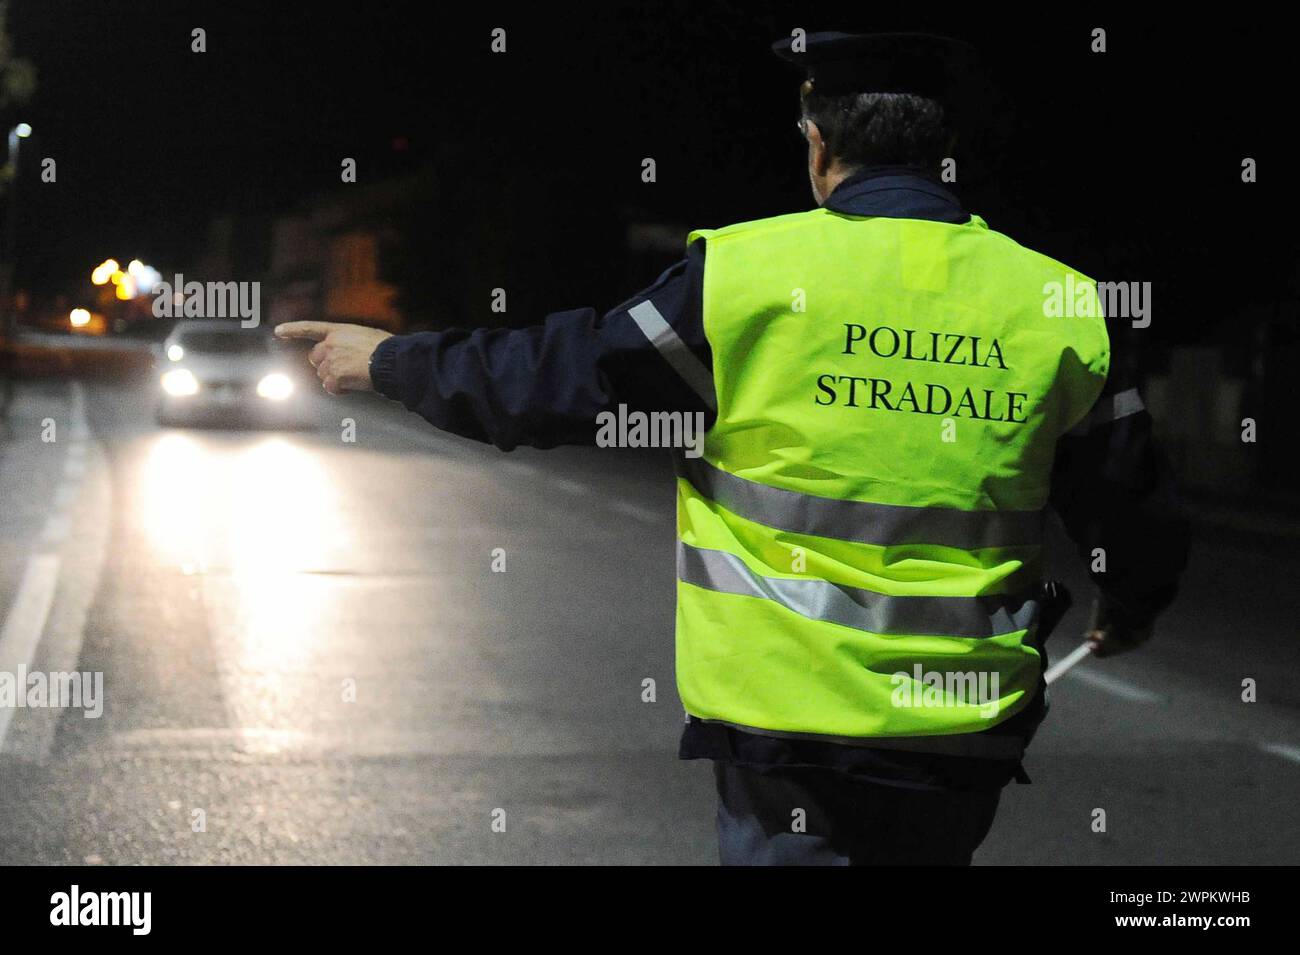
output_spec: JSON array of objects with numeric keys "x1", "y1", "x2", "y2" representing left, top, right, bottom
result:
[{"x1": 1044, "y1": 640, "x2": 1095, "y2": 685}]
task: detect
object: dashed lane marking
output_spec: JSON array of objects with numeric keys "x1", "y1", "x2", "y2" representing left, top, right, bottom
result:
[
  {"x1": 550, "y1": 478, "x2": 589, "y2": 496},
  {"x1": 500, "y1": 460, "x2": 539, "y2": 477},
  {"x1": 1063, "y1": 666, "x2": 1164, "y2": 704},
  {"x1": 0, "y1": 382, "x2": 104, "y2": 754},
  {"x1": 608, "y1": 499, "x2": 661, "y2": 524},
  {"x1": 1261, "y1": 743, "x2": 1300, "y2": 765},
  {"x1": 0, "y1": 554, "x2": 62, "y2": 747}
]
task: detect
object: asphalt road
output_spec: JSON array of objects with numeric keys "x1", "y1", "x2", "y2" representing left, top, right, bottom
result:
[{"x1": 0, "y1": 372, "x2": 1297, "y2": 865}]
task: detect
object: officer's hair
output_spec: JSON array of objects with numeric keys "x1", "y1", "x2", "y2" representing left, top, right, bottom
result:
[{"x1": 801, "y1": 83, "x2": 953, "y2": 172}]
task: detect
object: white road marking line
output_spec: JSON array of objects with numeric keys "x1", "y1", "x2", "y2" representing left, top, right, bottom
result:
[
  {"x1": 1261, "y1": 743, "x2": 1300, "y2": 765},
  {"x1": 1063, "y1": 666, "x2": 1164, "y2": 703},
  {"x1": 0, "y1": 382, "x2": 104, "y2": 755},
  {"x1": 0, "y1": 554, "x2": 62, "y2": 747},
  {"x1": 608, "y1": 500, "x2": 661, "y2": 524},
  {"x1": 550, "y1": 478, "x2": 588, "y2": 495}
]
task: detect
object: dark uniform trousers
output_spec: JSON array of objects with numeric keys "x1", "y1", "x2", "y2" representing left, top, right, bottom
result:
[{"x1": 714, "y1": 762, "x2": 1003, "y2": 866}]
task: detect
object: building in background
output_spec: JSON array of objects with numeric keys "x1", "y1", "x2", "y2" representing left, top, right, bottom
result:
[{"x1": 267, "y1": 180, "x2": 407, "y2": 332}]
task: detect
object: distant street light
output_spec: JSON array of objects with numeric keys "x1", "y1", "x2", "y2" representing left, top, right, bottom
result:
[
  {"x1": 2, "y1": 123, "x2": 33, "y2": 342},
  {"x1": 93, "y1": 257, "x2": 159, "y2": 298},
  {"x1": 92, "y1": 259, "x2": 120, "y2": 285},
  {"x1": 70, "y1": 308, "x2": 91, "y2": 327},
  {"x1": 126, "y1": 257, "x2": 161, "y2": 293}
]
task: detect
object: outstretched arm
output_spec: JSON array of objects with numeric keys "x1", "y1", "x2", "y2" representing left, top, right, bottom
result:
[{"x1": 277, "y1": 245, "x2": 714, "y2": 450}]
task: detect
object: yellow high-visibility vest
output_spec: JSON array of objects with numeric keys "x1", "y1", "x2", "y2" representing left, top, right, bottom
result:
[{"x1": 676, "y1": 208, "x2": 1108, "y2": 755}]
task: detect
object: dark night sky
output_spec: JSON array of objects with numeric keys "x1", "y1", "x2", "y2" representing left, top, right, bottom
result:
[{"x1": 6, "y1": 1, "x2": 1293, "y2": 345}]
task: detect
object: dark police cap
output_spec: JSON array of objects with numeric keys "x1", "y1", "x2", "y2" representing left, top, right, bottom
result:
[{"x1": 771, "y1": 31, "x2": 979, "y2": 104}]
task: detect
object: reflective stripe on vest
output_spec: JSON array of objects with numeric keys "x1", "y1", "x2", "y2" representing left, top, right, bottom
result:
[
  {"x1": 680, "y1": 455, "x2": 1044, "y2": 550},
  {"x1": 679, "y1": 541, "x2": 1040, "y2": 638}
]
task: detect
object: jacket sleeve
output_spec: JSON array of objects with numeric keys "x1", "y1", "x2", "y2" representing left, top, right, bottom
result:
[
  {"x1": 368, "y1": 243, "x2": 713, "y2": 449},
  {"x1": 1049, "y1": 322, "x2": 1190, "y2": 630}
]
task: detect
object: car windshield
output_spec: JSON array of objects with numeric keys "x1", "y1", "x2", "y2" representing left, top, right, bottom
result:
[{"x1": 177, "y1": 332, "x2": 271, "y2": 355}]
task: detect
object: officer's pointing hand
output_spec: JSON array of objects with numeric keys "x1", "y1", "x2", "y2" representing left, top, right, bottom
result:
[{"x1": 275, "y1": 321, "x2": 393, "y2": 395}]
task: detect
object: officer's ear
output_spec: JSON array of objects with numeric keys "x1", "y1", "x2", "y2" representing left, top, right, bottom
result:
[{"x1": 803, "y1": 119, "x2": 832, "y2": 178}]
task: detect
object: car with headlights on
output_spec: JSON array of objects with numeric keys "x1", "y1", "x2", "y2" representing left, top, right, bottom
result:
[{"x1": 156, "y1": 320, "x2": 307, "y2": 427}]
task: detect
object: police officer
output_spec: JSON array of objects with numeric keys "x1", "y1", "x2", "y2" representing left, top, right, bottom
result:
[{"x1": 277, "y1": 32, "x2": 1189, "y2": 866}]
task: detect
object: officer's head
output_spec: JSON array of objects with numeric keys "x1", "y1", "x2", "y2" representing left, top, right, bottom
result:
[
  {"x1": 797, "y1": 85, "x2": 954, "y2": 204},
  {"x1": 774, "y1": 32, "x2": 973, "y2": 204}
]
